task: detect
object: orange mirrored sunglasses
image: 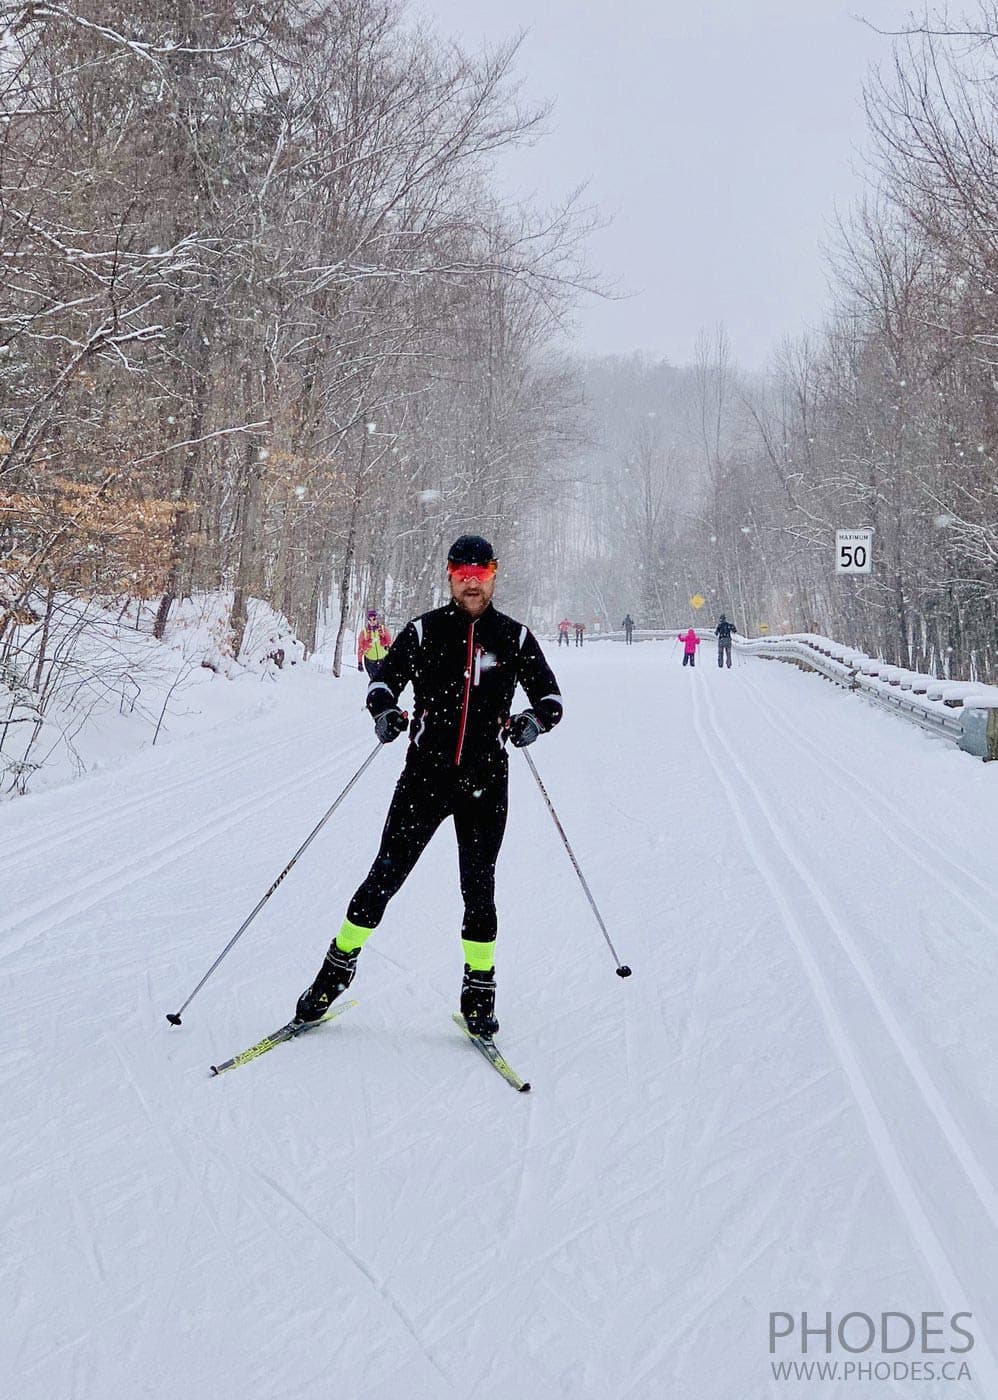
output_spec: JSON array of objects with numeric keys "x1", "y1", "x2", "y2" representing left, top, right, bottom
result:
[{"x1": 447, "y1": 560, "x2": 497, "y2": 582}]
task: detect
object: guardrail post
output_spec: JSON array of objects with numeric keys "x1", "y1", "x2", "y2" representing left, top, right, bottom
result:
[{"x1": 959, "y1": 704, "x2": 998, "y2": 761}]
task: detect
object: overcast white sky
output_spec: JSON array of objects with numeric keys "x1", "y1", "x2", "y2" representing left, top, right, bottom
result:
[{"x1": 413, "y1": 0, "x2": 919, "y2": 369}]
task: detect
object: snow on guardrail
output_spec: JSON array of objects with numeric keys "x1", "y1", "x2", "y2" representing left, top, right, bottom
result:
[
  {"x1": 543, "y1": 626, "x2": 996, "y2": 760},
  {"x1": 735, "y1": 632, "x2": 998, "y2": 761}
]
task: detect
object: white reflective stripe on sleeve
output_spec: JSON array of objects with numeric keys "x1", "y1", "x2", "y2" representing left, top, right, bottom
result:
[
  {"x1": 538, "y1": 693, "x2": 562, "y2": 706},
  {"x1": 414, "y1": 619, "x2": 423, "y2": 645},
  {"x1": 518, "y1": 625, "x2": 527, "y2": 648}
]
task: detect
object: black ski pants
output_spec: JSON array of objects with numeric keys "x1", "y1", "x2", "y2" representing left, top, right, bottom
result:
[
  {"x1": 717, "y1": 639, "x2": 732, "y2": 668},
  {"x1": 347, "y1": 751, "x2": 509, "y2": 944},
  {"x1": 682, "y1": 652, "x2": 696, "y2": 667}
]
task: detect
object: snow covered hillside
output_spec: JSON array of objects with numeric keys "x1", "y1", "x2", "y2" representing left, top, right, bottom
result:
[{"x1": 3, "y1": 643, "x2": 996, "y2": 1399}]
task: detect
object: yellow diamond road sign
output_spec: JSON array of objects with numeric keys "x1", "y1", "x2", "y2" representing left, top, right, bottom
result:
[{"x1": 690, "y1": 594, "x2": 706, "y2": 610}]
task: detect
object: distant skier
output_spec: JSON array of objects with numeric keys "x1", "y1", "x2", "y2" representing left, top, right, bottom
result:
[
  {"x1": 357, "y1": 608, "x2": 392, "y2": 678},
  {"x1": 574, "y1": 621, "x2": 585, "y2": 647},
  {"x1": 622, "y1": 614, "x2": 634, "y2": 645},
  {"x1": 557, "y1": 617, "x2": 572, "y2": 647},
  {"x1": 678, "y1": 628, "x2": 701, "y2": 667},
  {"x1": 715, "y1": 614, "x2": 737, "y2": 669},
  {"x1": 296, "y1": 534, "x2": 563, "y2": 1038}
]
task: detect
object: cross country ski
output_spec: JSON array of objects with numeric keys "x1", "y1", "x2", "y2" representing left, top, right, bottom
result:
[
  {"x1": 209, "y1": 1000, "x2": 358, "y2": 1076},
  {"x1": 452, "y1": 1012, "x2": 531, "y2": 1092}
]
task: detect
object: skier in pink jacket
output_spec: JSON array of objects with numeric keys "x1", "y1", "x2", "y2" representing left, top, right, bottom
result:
[{"x1": 678, "y1": 628, "x2": 701, "y2": 667}]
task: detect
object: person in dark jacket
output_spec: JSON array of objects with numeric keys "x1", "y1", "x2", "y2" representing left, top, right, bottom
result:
[
  {"x1": 295, "y1": 534, "x2": 563, "y2": 1038},
  {"x1": 715, "y1": 614, "x2": 737, "y2": 668},
  {"x1": 622, "y1": 614, "x2": 634, "y2": 645}
]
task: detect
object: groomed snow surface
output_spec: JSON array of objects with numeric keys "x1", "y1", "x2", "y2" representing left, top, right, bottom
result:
[{"x1": 3, "y1": 640, "x2": 997, "y2": 1399}]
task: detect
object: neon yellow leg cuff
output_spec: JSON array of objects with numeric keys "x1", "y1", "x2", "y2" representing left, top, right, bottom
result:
[
  {"x1": 335, "y1": 918, "x2": 374, "y2": 954},
  {"x1": 461, "y1": 938, "x2": 496, "y2": 972}
]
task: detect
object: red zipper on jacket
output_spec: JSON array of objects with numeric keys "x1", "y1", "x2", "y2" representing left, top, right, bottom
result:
[{"x1": 454, "y1": 619, "x2": 476, "y2": 766}]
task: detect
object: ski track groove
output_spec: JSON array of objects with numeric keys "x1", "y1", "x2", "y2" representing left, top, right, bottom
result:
[
  {"x1": 117, "y1": 1205, "x2": 200, "y2": 1388},
  {"x1": 698, "y1": 673, "x2": 998, "y2": 1231},
  {"x1": 242, "y1": 1164, "x2": 459, "y2": 1396},
  {"x1": 99, "y1": 1038, "x2": 238, "y2": 1393},
  {"x1": 110, "y1": 1023, "x2": 432, "y2": 1395},
  {"x1": 424, "y1": 1134, "x2": 698, "y2": 1364},
  {"x1": 105, "y1": 1035, "x2": 232, "y2": 1258},
  {"x1": 0, "y1": 738, "x2": 363, "y2": 963},
  {"x1": 10, "y1": 651, "x2": 995, "y2": 1399},
  {"x1": 420, "y1": 1110, "x2": 691, "y2": 1350},
  {"x1": 689, "y1": 669, "x2": 998, "y2": 1390},
  {"x1": 738, "y1": 668, "x2": 998, "y2": 925},
  {"x1": 504, "y1": 1084, "x2": 538, "y2": 1241},
  {"x1": 0, "y1": 713, "x2": 335, "y2": 871},
  {"x1": 616, "y1": 1237, "x2": 776, "y2": 1400}
]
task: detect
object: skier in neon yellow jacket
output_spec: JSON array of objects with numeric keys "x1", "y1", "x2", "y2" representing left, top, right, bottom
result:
[{"x1": 357, "y1": 609, "x2": 392, "y2": 677}]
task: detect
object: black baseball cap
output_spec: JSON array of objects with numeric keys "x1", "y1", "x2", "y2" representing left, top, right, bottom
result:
[{"x1": 447, "y1": 534, "x2": 496, "y2": 567}]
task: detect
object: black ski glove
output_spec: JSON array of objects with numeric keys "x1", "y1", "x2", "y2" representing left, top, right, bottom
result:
[
  {"x1": 374, "y1": 707, "x2": 407, "y2": 744},
  {"x1": 508, "y1": 711, "x2": 542, "y2": 748},
  {"x1": 358, "y1": 661, "x2": 363, "y2": 671}
]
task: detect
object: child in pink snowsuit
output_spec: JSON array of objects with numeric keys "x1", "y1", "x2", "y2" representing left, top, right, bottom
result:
[{"x1": 679, "y1": 629, "x2": 701, "y2": 667}]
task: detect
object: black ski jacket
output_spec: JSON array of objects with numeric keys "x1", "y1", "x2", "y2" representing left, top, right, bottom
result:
[
  {"x1": 366, "y1": 601, "x2": 563, "y2": 771},
  {"x1": 715, "y1": 619, "x2": 737, "y2": 639}
]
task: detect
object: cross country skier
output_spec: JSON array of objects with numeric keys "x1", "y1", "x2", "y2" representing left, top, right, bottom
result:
[
  {"x1": 679, "y1": 628, "x2": 701, "y2": 667},
  {"x1": 715, "y1": 614, "x2": 736, "y2": 668},
  {"x1": 622, "y1": 614, "x2": 634, "y2": 644},
  {"x1": 295, "y1": 534, "x2": 563, "y2": 1037},
  {"x1": 357, "y1": 608, "x2": 392, "y2": 677}
]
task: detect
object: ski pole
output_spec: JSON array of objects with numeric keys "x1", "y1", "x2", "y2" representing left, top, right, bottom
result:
[
  {"x1": 519, "y1": 747, "x2": 632, "y2": 978},
  {"x1": 166, "y1": 742, "x2": 383, "y2": 1025}
]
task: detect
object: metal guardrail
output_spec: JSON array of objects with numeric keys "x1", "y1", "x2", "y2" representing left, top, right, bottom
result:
[
  {"x1": 540, "y1": 628, "x2": 998, "y2": 760},
  {"x1": 735, "y1": 633, "x2": 998, "y2": 762}
]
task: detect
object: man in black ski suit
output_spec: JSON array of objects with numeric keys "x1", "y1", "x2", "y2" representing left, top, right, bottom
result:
[
  {"x1": 295, "y1": 534, "x2": 563, "y2": 1037},
  {"x1": 715, "y1": 614, "x2": 737, "y2": 668}
]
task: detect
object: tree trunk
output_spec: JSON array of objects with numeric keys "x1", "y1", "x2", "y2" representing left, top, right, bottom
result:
[
  {"x1": 230, "y1": 439, "x2": 266, "y2": 660},
  {"x1": 331, "y1": 433, "x2": 368, "y2": 678},
  {"x1": 153, "y1": 336, "x2": 210, "y2": 639}
]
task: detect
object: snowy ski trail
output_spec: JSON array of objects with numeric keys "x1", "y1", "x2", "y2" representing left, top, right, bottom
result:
[
  {"x1": 690, "y1": 667, "x2": 998, "y2": 1389},
  {"x1": 736, "y1": 666, "x2": 998, "y2": 917},
  {"x1": 0, "y1": 709, "x2": 334, "y2": 871},
  {"x1": 2, "y1": 648, "x2": 995, "y2": 1399},
  {"x1": 1, "y1": 714, "x2": 370, "y2": 960}
]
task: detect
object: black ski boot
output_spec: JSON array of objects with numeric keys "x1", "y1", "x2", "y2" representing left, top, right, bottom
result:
[
  {"x1": 295, "y1": 943, "x2": 359, "y2": 1024},
  {"x1": 460, "y1": 966, "x2": 499, "y2": 1039}
]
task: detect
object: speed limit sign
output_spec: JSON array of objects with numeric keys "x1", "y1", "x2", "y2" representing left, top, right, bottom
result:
[{"x1": 835, "y1": 528, "x2": 874, "y2": 574}]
